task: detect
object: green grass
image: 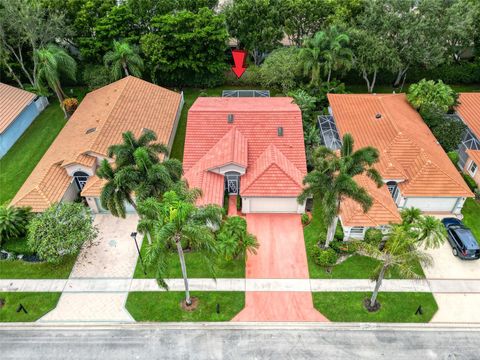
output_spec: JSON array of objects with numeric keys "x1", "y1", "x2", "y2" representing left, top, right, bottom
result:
[
  {"x1": 462, "y1": 198, "x2": 480, "y2": 240},
  {"x1": 133, "y1": 238, "x2": 245, "y2": 278},
  {"x1": 304, "y1": 200, "x2": 424, "y2": 279},
  {"x1": 170, "y1": 86, "x2": 279, "y2": 161},
  {"x1": 0, "y1": 255, "x2": 76, "y2": 279},
  {"x1": 313, "y1": 292, "x2": 437, "y2": 322},
  {"x1": 0, "y1": 87, "x2": 87, "y2": 205},
  {"x1": 2, "y1": 237, "x2": 32, "y2": 254},
  {"x1": 126, "y1": 291, "x2": 244, "y2": 321},
  {"x1": 0, "y1": 292, "x2": 61, "y2": 322}
]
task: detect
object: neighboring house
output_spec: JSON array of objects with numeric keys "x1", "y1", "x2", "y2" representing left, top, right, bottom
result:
[
  {"x1": 0, "y1": 83, "x2": 48, "y2": 158},
  {"x1": 323, "y1": 93, "x2": 473, "y2": 240},
  {"x1": 456, "y1": 93, "x2": 480, "y2": 187},
  {"x1": 183, "y1": 97, "x2": 307, "y2": 213},
  {"x1": 10, "y1": 76, "x2": 183, "y2": 212}
]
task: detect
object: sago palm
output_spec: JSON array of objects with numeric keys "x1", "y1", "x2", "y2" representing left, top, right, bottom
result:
[
  {"x1": 35, "y1": 44, "x2": 77, "y2": 118},
  {"x1": 104, "y1": 41, "x2": 144, "y2": 80},
  {"x1": 298, "y1": 133, "x2": 382, "y2": 247},
  {"x1": 140, "y1": 191, "x2": 223, "y2": 306}
]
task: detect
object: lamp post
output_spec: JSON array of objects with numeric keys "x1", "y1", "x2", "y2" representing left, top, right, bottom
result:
[{"x1": 131, "y1": 232, "x2": 146, "y2": 276}]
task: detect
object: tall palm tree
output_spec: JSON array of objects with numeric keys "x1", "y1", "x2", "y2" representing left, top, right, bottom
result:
[
  {"x1": 104, "y1": 41, "x2": 144, "y2": 80},
  {"x1": 140, "y1": 191, "x2": 223, "y2": 306},
  {"x1": 360, "y1": 225, "x2": 434, "y2": 310},
  {"x1": 320, "y1": 26, "x2": 353, "y2": 84},
  {"x1": 35, "y1": 44, "x2": 77, "y2": 118},
  {"x1": 298, "y1": 134, "x2": 382, "y2": 247},
  {"x1": 300, "y1": 32, "x2": 324, "y2": 86}
]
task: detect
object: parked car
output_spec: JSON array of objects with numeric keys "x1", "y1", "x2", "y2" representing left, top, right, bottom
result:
[{"x1": 441, "y1": 218, "x2": 480, "y2": 260}]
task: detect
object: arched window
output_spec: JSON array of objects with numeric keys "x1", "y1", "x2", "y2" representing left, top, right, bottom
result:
[
  {"x1": 73, "y1": 171, "x2": 89, "y2": 190},
  {"x1": 225, "y1": 171, "x2": 240, "y2": 195},
  {"x1": 386, "y1": 181, "x2": 399, "y2": 202}
]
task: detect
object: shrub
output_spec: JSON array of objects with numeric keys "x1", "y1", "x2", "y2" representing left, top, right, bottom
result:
[
  {"x1": 315, "y1": 248, "x2": 338, "y2": 267},
  {"x1": 475, "y1": 188, "x2": 480, "y2": 201},
  {"x1": 236, "y1": 196, "x2": 242, "y2": 211},
  {"x1": 462, "y1": 173, "x2": 478, "y2": 192},
  {"x1": 82, "y1": 64, "x2": 111, "y2": 90},
  {"x1": 0, "y1": 206, "x2": 32, "y2": 247},
  {"x1": 329, "y1": 240, "x2": 356, "y2": 254},
  {"x1": 334, "y1": 224, "x2": 344, "y2": 241},
  {"x1": 27, "y1": 203, "x2": 98, "y2": 264},
  {"x1": 301, "y1": 213, "x2": 310, "y2": 226},
  {"x1": 63, "y1": 98, "x2": 79, "y2": 116},
  {"x1": 447, "y1": 151, "x2": 460, "y2": 166},
  {"x1": 217, "y1": 216, "x2": 258, "y2": 260},
  {"x1": 259, "y1": 47, "x2": 302, "y2": 93},
  {"x1": 407, "y1": 79, "x2": 458, "y2": 113},
  {"x1": 224, "y1": 65, "x2": 262, "y2": 87},
  {"x1": 420, "y1": 108, "x2": 466, "y2": 153},
  {"x1": 364, "y1": 228, "x2": 383, "y2": 247}
]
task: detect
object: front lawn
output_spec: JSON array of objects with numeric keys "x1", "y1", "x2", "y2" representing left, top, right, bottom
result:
[
  {"x1": 304, "y1": 200, "x2": 424, "y2": 279},
  {"x1": 133, "y1": 238, "x2": 245, "y2": 279},
  {"x1": 0, "y1": 87, "x2": 87, "y2": 204},
  {"x1": 313, "y1": 292, "x2": 437, "y2": 322},
  {"x1": 0, "y1": 292, "x2": 61, "y2": 322},
  {"x1": 462, "y1": 198, "x2": 480, "y2": 239},
  {"x1": 126, "y1": 291, "x2": 244, "y2": 321}
]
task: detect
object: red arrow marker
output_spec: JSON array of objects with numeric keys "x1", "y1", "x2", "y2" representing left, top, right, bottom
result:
[{"x1": 231, "y1": 49, "x2": 248, "y2": 79}]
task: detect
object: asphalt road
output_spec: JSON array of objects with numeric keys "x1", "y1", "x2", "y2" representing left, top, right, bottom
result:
[{"x1": 1, "y1": 323, "x2": 479, "y2": 359}]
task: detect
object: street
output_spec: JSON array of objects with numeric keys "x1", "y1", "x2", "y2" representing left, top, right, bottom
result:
[{"x1": 1, "y1": 323, "x2": 479, "y2": 359}]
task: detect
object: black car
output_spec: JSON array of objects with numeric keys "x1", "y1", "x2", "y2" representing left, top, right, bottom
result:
[{"x1": 441, "y1": 218, "x2": 480, "y2": 260}]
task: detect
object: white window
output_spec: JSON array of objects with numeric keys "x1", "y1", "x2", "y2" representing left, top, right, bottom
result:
[
  {"x1": 468, "y1": 161, "x2": 478, "y2": 176},
  {"x1": 350, "y1": 226, "x2": 365, "y2": 237}
]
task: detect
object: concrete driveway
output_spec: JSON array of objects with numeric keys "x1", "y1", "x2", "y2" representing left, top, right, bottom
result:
[{"x1": 424, "y1": 242, "x2": 480, "y2": 280}]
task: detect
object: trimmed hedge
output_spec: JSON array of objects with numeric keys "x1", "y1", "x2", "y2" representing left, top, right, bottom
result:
[{"x1": 462, "y1": 173, "x2": 478, "y2": 191}]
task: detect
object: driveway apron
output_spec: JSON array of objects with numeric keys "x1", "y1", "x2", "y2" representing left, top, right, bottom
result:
[
  {"x1": 39, "y1": 214, "x2": 140, "y2": 323},
  {"x1": 233, "y1": 214, "x2": 328, "y2": 322}
]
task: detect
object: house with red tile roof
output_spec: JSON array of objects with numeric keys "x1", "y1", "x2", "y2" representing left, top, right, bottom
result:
[
  {"x1": 0, "y1": 83, "x2": 48, "y2": 158},
  {"x1": 183, "y1": 97, "x2": 307, "y2": 213},
  {"x1": 11, "y1": 76, "x2": 183, "y2": 212},
  {"x1": 324, "y1": 93, "x2": 473, "y2": 239},
  {"x1": 456, "y1": 93, "x2": 480, "y2": 188}
]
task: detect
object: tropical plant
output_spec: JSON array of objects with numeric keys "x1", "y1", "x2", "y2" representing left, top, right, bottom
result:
[
  {"x1": 298, "y1": 134, "x2": 382, "y2": 247},
  {"x1": 359, "y1": 225, "x2": 433, "y2": 311},
  {"x1": 259, "y1": 47, "x2": 301, "y2": 93},
  {"x1": 0, "y1": 206, "x2": 32, "y2": 246},
  {"x1": 299, "y1": 32, "x2": 324, "y2": 86},
  {"x1": 27, "y1": 203, "x2": 98, "y2": 264},
  {"x1": 407, "y1": 79, "x2": 458, "y2": 113},
  {"x1": 317, "y1": 26, "x2": 353, "y2": 84},
  {"x1": 400, "y1": 208, "x2": 447, "y2": 249},
  {"x1": 103, "y1": 40, "x2": 144, "y2": 80},
  {"x1": 35, "y1": 44, "x2": 77, "y2": 118},
  {"x1": 216, "y1": 216, "x2": 258, "y2": 261},
  {"x1": 140, "y1": 191, "x2": 223, "y2": 306}
]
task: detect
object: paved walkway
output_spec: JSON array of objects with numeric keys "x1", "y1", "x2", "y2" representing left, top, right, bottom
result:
[
  {"x1": 3, "y1": 278, "x2": 480, "y2": 293},
  {"x1": 233, "y1": 214, "x2": 328, "y2": 322},
  {"x1": 38, "y1": 214, "x2": 140, "y2": 323}
]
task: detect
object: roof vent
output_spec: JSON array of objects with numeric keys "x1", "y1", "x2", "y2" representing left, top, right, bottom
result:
[
  {"x1": 227, "y1": 114, "x2": 234, "y2": 123},
  {"x1": 375, "y1": 113, "x2": 382, "y2": 119},
  {"x1": 85, "y1": 127, "x2": 96, "y2": 134},
  {"x1": 277, "y1": 127, "x2": 284, "y2": 137}
]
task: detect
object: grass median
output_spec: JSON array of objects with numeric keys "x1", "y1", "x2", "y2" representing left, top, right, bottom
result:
[{"x1": 0, "y1": 292, "x2": 61, "y2": 322}]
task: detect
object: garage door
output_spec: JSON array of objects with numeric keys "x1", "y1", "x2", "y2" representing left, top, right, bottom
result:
[
  {"x1": 248, "y1": 197, "x2": 299, "y2": 213},
  {"x1": 404, "y1": 197, "x2": 458, "y2": 212},
  {"x1": 94, "y1": 198, "x2": 137, "y2": 213}
]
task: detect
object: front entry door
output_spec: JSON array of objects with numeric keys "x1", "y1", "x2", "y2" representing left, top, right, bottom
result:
[{"x1": 226, "y1": 174, "x2": 239, "y2": 195}]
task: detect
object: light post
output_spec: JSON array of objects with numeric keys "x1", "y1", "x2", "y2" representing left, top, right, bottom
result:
[{"x1": 131, "y1": 232, "x2": 147, "y2": 276}]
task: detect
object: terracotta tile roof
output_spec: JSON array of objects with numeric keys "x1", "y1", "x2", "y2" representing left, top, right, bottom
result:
[
  {"x1": 11, "y1": 77, "x2": 182, "y2": 210},
  {"x1": 457, "y1": 93, "x2": 480, "y2": 138},
  {"x1": 184, "y1": 97, "x2": 306, "y2": 205},
  {"x1": 241, "y1": 144, "x2": 304, "y2": 196},
  {"x1": 62, "y1": 153, "x2": 97, "y2": 168},
  {"x1": 466, "y1": 149, "x2": 480, "y2": 166},
  {"x1": 328, "y1": 93, "x2": 472, "y2": 197},
  {"x1": 80, "y1": 175, "x2": 106, "y2": 197},
  {"x1": 0, "y1": 83, "x2": 37, "y2": 133},
  {"x1": 329, "y1": 93, "x2": 472, "y2": 227},
  {"x1": 340, "y1": 175, "x2": 402, "y2": 227}
]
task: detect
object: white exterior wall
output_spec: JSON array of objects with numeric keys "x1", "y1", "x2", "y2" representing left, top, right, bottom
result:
[
  {"x1": 86, "y1": 197, "x2": 100, "y2": 213},
  {"x1": 210, "y1": 163, "x2": 246, "y2": 175},
  {"x1": 61, "y1": 180, "x2": 79, "y2": 202},
  {"x1": 402, "y1": 197, "x2": 465, "y2": 214},
  {"x1": 64, "y1": 163, "x2": 95, "y2": 177},
  {"x1": 242, "y1": 197, "x2": 305, "y2": 213}
]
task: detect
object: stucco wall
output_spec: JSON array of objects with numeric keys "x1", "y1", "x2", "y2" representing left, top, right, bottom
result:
[
  {"x1": 61, "y1": 180, "x2": 80, "y2": 202},
  {"x1": 464, "y1": 158, "x2": 480, "y2": 188},
  {"x1": 402, "y1": 197, "x2": 464, "y2": 214},
  {"x1": 0, "y1": 100, "x2": 41, "y2": 158},
  {"x1": 242, "y1": 197, "x2": 305, "y2": 213}
]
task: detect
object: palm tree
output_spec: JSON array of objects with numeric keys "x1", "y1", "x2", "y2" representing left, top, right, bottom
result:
[
  {"x1": 400, "y1": 208, "x2": 447, "y2": 249},
  {"x1": 300, "y1": 32, "x2": 324, "y2": 86},
  {"x1": 298, "y1": 134, "x2": 382, "y2": 247},
  {"x1": 103, "y1": 41, "x2": 144, "y2": 80},
  {"x1": 320, "y1": 26, "x2": 353, "y2": 84},
  {"x1": 360, "y1": 225, "x2": 433, "y2": 310},
  {"x1": 217, "y1": 216, "x2": 259, "y2": 261},
  {"x1": 35, "y1": 44, "x2": 77, "y2": 118},
  {"x1": 140, "y1": 191, "x2": 223, "y2": 306}
]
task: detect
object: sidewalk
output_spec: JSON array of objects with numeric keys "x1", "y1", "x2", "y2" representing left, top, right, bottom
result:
[{"x1": 4, "y1": 278, "x2": 480, "y2": 293}]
